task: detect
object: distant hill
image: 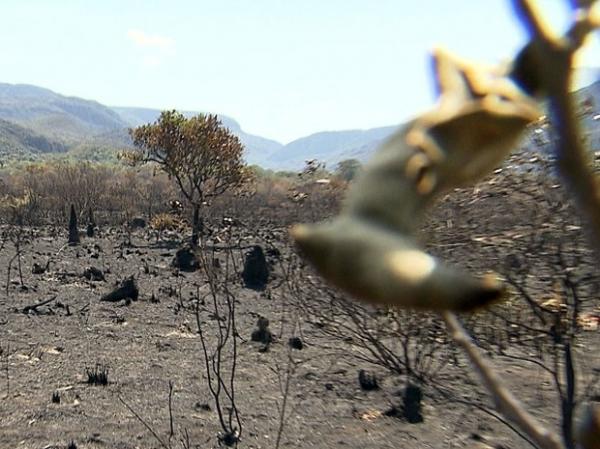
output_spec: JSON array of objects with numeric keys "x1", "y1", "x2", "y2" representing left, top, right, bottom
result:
[
  {"x1": 267, "y1": 79, "x2": 600, "y2": 171},
  {"x1": 263, "y1": 125, "x2": 400, "y2": 170},
  {"x1": 0, "y1": 83, "x2": 283, "y2": 165},
  {"x1": 111, "y1": 107, "x2": 283, "y2": 166},
  {"x1": 0, "y1": 83, "x2": 128, "y2": 143},
  {"x1": 0, "y1": 118, "x2": 67, "y2": 160},
  {"x1": 110, "y1": 106, "x2": 242, "y2": 131},
  {"x1": 0, "y1": 79, "x2": 597, "y2": 169}
]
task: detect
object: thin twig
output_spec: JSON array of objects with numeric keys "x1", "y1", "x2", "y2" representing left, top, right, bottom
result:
[
  {"x1": 22, "y1": 296, "x2": 57, "y2": 314},
  {"x1": 118, "y1": 395, "x2": 170, "y2": 449},
  {"x1": 168, "y1": 381, "x2": 175, "y2": 442},
  {"x1": 3, "y1": 343, "x2": 9, "y2": 399},
  {"x1": 430, "y1": 381, "x2": 538, "y2": 449},
  {"x1": 442, "y1": 311, "x2": 563, "y2": 449},
  {"x1": 275, "y1": 348, "x2": 298, "y2": 449}
]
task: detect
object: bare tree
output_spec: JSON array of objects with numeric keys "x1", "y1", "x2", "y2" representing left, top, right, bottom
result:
[{"x1": 194, "y1": 245, "x2": 242, "y2": 446}]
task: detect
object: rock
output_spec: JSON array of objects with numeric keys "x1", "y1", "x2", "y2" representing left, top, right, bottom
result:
[
  {"x1": 130, "y1": 217, "x2": 146, "y2": 229},
  {"x1": 219, "y1": 431, "x2": 238, "y2": 447},
  {"x1": 242, "y1": 245, "x2": 269, "y2": 290},
  {"x1": 32, "y1": 262, "x2": 48, "y2": 274},
  {"x1": 101, "y1": 277, "x2": 138, "y2": 302},
  {"x1": 384, "y1": 405, "x2": 403, "y2": 418},
  {"x1": 266, "y1": 247, "x2": 281, "y2": 259},
  {"x1": 86, "y1": 223, "x2": 95, "y2": 238},
  {"x1": 288, "y1": 336, "x2": 304, "y2": 350},
  {"x1": 358, "y1": 369, "x2": 379, "y2": 391},
  {"x1": 265, "y1": 247, "x2": 281, "y2": 269},
  {"x1": 251, "y1": 316, "x2": 272, "y2": 345},
  {"x1": 194, "y1": 402, "x2": 211, "y2": 412},
  {"x1": 83, "y1": 266, "x2": 105, "y2": 282},
  {"x1": 171, "y1": 245, "x2": 199, "y2": 272}
]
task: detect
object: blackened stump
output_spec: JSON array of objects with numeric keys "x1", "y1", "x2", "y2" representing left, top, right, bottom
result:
[
  {"x1": 101, "y1": 277, "x2": 138, "y2": 302},
  {"x1": 251, "y1": 316, "x2": 272, "y2": 345},
  {"x1": 403, "y1": 383, "x2": 424, "y2": 423},
  {"x1": 358, "y1": 369, "x2": 380, "y2": 391},
  {"x1": 68, "y1": 204, "x2": 80, "y2": 246},
  {"x1": 171, "y1": 245, "x2": 199, "y2": 272},
  {"x1": 86, "y1": 207, "x2": 96, "y2": 237},
  {"x1": 130, "y1": 217, "x2": 146, "y2": 229},
  {"x1": 288, "y1": 336, "x2": 304, "y2": 350},
  {"x1": 242, "y1": 245, "x2": 269, "y2": 290},
  {"x1": 83, "y1": 266, "x2": 105, "y2": 282}
]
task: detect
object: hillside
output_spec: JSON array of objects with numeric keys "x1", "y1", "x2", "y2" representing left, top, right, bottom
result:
[
  {"x1": 0, "y1": 118, "x2": 67, "y2": 161},
  {"x1": 0, "y1": 83, "x2": 128, "y2": 143},
  {"x1": 263, "y1": 125, "x2": 399, "y2": 170},
  {"x1": 0, "y1": 80, "x2": 597, "y2": 169},
  {"x1": 266, "y1": 79, "x2": 600, "y2": 171},
  {"x1": 0, "y1": 84, "x2": 283, "y2": 166}
]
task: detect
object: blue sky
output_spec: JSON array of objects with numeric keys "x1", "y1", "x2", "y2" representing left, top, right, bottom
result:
[{"x1": 1, "y1": 1, "x2": 598, "y2": 143}]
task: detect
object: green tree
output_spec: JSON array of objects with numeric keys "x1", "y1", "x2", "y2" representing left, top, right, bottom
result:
[{"x1": 124, "y1": 110, "x2": 251, "y2": 245}]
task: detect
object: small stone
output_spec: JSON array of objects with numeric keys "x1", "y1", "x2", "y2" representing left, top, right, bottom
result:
[
  {"x1": 358, "y1": 370, "x2": 379, "y2": 391},
  {"x1": 288, "y1": 337, "x2": 304, "y2": 350}
]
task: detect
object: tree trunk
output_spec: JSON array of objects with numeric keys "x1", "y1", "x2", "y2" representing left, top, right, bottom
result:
[{"x1": 191, "y1": 203, "x2": 202, "y2": 246}]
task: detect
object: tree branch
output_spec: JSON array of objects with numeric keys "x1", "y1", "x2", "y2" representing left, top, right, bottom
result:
[
  {"x1": 442, "y1": 311, "x2": 563, "y2": 449},
  {"x1": 513, "y1": 0, "x2": 600, "y2": 257}
]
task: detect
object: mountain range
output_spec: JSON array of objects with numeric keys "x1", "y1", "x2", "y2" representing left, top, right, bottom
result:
[{"x1": 0, "y1": 81, "x2": 598, "y2": 170}]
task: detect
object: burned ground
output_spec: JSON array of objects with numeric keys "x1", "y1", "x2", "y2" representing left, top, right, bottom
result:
[{"x1": 0, "y1": 151, "x2": 599, "y2": 449}]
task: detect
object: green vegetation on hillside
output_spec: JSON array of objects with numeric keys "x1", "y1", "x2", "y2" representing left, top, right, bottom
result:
[{"x1": 0, "y1": 80, "x2": 597, "y2": 168}]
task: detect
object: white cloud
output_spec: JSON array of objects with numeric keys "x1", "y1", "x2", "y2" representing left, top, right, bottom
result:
[
  {"x1": 127, "y1": 29, "x2": 175, "y2": 68},
  {"x1": 127, "y1": 29, "x2": 174, "y2": 50}
]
